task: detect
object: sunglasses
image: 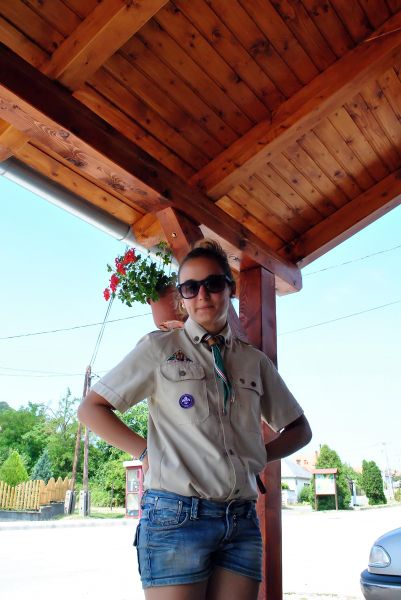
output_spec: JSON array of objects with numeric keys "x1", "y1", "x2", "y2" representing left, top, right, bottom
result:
[{"x1": 177, "y1": 274, "x2": 233, "y2": 299}]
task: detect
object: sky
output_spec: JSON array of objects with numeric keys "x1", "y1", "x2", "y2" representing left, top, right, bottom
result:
[{"x1": 1, "y1": 174, "x2": 400, "y2": 473}]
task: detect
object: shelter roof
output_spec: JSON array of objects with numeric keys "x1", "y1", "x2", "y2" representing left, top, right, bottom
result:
[{"x1": 1, "y1": 0, "x2": 401, "y2": 294}]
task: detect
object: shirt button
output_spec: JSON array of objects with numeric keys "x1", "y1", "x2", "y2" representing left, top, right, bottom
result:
[
  {"x1": 179, "y1": 370, "x2": 186, "y2": 376},
  {"x1": 240, "y1": 378, "x2": 245, "y2": 384},
  {"x1": 251, "y1": 381, "x2": 256, "y2": 387},
  {"x1": 194, "y1": 336, "x2": 199, "y2": 342}
]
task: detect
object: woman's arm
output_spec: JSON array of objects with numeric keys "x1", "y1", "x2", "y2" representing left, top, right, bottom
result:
[
  {"x1": 265, "y1": 414, "x2": 312, "y2": 463},
  {"x1": 77, "y1": 390, "x2": 148, "y2": 465}
]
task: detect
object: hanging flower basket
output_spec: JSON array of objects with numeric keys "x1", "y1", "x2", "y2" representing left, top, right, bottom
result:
[{"x1": 103, "y1": 242, "x2": 181, "y2": 328}]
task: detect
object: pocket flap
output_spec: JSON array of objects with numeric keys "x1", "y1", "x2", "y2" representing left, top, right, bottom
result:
[
  {"x1": 234, "y1": 374, "x2": 262, "y2": 395},
  {"x1": 160, "y1": 362, "x2": 205, "y2": 382}
]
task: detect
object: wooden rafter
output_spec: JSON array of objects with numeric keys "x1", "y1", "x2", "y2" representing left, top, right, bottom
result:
[
  {"x1": 0, "y1": 43, "x2": 301, "y2": 292},
  {"x1": 0, "y1": 118, "x2": 28, "y2": 161},
  {"x1": 283, "y1": 168, "x2": 401, "y2": 266},
  {"x1": 191, "y1": 11, "x2": 401, "y2": 198},
  {"x1": 42, "y1": 0, "x2": 169, "y2": 90}
]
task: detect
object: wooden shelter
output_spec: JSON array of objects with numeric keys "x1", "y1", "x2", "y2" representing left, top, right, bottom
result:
[{"x1": 1, "y1": 1, "x2": 401, "y2": 597}]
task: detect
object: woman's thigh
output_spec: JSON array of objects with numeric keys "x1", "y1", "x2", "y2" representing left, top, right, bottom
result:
[
  {"x1": 145, "y1": 581, "x2": 208, "y2": 600},
  {"x1": 206, "y1": 567, "x2": 260, "y2": 600}
]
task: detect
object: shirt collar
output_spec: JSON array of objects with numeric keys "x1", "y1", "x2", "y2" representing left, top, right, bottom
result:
[{"x1": 184, "y1": 317, "x2": 232, "y2": 347}]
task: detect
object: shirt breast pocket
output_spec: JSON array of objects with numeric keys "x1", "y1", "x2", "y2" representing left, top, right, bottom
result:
[
  {"x1": 158, "y1": 361, "x2": 209, "y2": 425},
  {"x1": 232, "y1": 374, "x2": 262, "y2": 433}
]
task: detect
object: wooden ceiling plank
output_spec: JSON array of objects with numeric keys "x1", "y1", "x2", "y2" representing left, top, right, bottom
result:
[
  {"x1": 16, "y1": 142, "x2": 142, "y2": 224},
  {"x1": 345, "y1": 93, "x2": 401, "y2": 172},
  {"x1": 268, "y1": 0, "x2": 337, "y2": 71},
  {"x1": 378, "y1": 67, "x2": 401, "y2": 125},
  {"x1": 387, "y1": 0, "x2": 401, "y2": 12},
  {"x1": 328, "y1": 107, "x2": 389, "y2": 182},
  {"x1": 301, "y1": 0, "x2": 354, "y2": 58},
  {"x1": 0, "y1": 0, "x2": 63, "y2": 54},
  {"x1": 121, "y1": 35, "x2": 236, "y2": 149},
  {"x1": 237, "y1": 0, "x2": 319, "y2": 84},
  {"x1": 257, "y1": 163, "x2": 322, "y2": 225},
  {"x1": 74, "y1": 84, "x2": 195, "y2": 180},
  {"x1": 284, "y1": 167, "x2": 401, "y2": 266},
  {"x1": 229, "y1": 186, "x2": 296, "y2": 243},
  {"x1": 362, "y1": 77, "x2": 401, "y2": 151},
  {"x1": 139, "y1": 19, "x2": 252, "y2": 137},
  {"x1": 175, "y1": 0, "x2": 283, "y2": 112},
  {"x1": 269, "y1": 154, "x2": 335, "y2": 218},
  {"x1": 206, "y1": 0, "x2": 301, "y2": 98},
  {"x1": 216, "y1": 195, "x2": 283, "y2": 251},
  {"x1": 191, "y1": 12, "x2": 401, "y2": 198},
  {"x1": 42, "y1": 0, "x2": 170, "y2": 90},
  {"x1": 87, "y1": 68, "x2": 208, "y2": 172},
  {"x1": 357, "y1": 0, "x2": 390, "y2": 29},
  {"x1": 0, "y1": 42, "x2": 300, "y2": 291},
  {"x1": 297, "y1": 131, "x2": 362, "y2": 200},
  {"x1": 62, "y1": 0, "x2": 98, "y2": 20},
  {"x1": 284, "y1": 142, "x2": 348, "y2": 209},
  {"x1": 104, "y1": 53, "x2": 220, "y2": 159},
  {"x1": 155, "y1": 3, "x2": 265, "y2": 124},
  {"x1": 313, "y1": 119, "x2": 376, "y2": 191},
  {"x1": 0, "y1": 119, "x2": 29, "y2": 161},
  {"x1": 0, "y1": 16, "x2": 48, "y2": 67},
  {"x1": 24, "y1": 0, "x2": 81, "y2": 38},
  {"x1": 329, "y1": 0, "x2": 373, "y2": 43},
  {"x1": 243, "y1": 175, "x2": 309, "y2": 234}
]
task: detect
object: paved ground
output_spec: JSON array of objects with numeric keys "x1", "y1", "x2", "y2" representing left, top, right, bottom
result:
[{"x1": 1, "y1": 504, "x2": 400, "y2": 599}]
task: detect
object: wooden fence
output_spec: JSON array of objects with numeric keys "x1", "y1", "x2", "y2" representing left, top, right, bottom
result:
[{"x1": 0, "y1": 477, "x2": 72, "y2": 511}]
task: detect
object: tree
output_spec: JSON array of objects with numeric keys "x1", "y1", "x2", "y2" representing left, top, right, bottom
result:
[
  {"x1": 0, "y1": 403, "x2": 47, "y2": 469},
  {"x1": 0, "y1": 450, "x2": 29, "y2": 486},
  {"x1": 313, "y1": 444, "x2": 351, "y2": 510},
  {"x1": 361, "y1": 460, "x2": 386, "y2": 505},
  {"x1": 31, "y1": 449, "x2": 53, "y2": 483},
  {"x1": 46, "y1": 389, "x2": 81, "y2": 479}
]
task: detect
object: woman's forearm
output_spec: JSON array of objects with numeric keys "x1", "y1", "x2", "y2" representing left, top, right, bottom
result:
[
  {"x1": 265, "y1": 414, "x2": 312, "y2": 463},
  {"x1": 77, "y1": 391, "x2": 146, "y2": 458}
]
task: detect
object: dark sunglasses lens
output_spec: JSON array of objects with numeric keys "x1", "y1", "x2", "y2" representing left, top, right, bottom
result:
[
  {"x1": 179, "y1": 280, "x2": 200, "y2": 298},
  {"x1": 204, "y1": 275, "x2": 227, "y2": 293}
]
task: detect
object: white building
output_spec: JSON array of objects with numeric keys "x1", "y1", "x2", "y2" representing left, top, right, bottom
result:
[{"x1": 281, "y1": 458, "x2": 312, "y2": 505}]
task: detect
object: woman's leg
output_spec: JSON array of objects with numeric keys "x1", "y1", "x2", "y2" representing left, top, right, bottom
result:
[
  {"x1": 145, "y1": 580, "x2": 208, "y2": 600},
  {"x1": 206, "y1": 567, "x2": 260, "y2": 600}
]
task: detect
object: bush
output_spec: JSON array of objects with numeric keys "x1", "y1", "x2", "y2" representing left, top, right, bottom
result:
[
  {"x1": 0, "y1": 450, "x2": 29, "y2": 486},
  {"x1": 361, "y1": 460, "x2": 386, "y2": 505},
  {"x1": 281, "y1": 482, "x2": 289, "y2": 490},
  {"x1": 31, "y1": 449, "x2": 53, "y2": 483},
  {"x1": 298, "y1": 485, "x2": 312, "y2": 504},
  {"x1": 314, "y1": 445, "x2": 351, "y2": 510}
]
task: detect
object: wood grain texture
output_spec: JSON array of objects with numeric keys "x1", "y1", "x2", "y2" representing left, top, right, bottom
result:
[
  {"x1": 42, "y1": 0, "x2": 169, "y2": 90},
  {"x1": 0, "y1": 119, "x2": 28, "y2": 161},
  {"x1": 191, "y1": 11, "x2": 401, "y2": 197},
  {"x1": 0, "y1": 16, "x2": 48, "y2": 67}
]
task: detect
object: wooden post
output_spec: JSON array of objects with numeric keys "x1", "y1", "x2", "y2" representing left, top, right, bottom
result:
[{"x1": 239, "y1": 266, "x2": 282, "y2": 600}]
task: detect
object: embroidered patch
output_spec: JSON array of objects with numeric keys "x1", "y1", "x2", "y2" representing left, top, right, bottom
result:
[
  {"x1": 179, "y1": 394, "x2": 195, "y2": 409},
  {"x1": 167, "y1": 349, "x2": 193, "y2": 362}
]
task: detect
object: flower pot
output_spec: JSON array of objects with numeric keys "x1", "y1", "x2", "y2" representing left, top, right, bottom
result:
[{"x1": 148, "y1": 285, "x2": 182, "y2": 329}]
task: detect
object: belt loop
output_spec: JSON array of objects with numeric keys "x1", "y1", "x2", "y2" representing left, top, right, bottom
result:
[
  {"x1": 190, "y1": 497, "x2": 199, "y2": 520},
  {"x1": 246, "y1": 502, "x2": 254, "y2": 518}
]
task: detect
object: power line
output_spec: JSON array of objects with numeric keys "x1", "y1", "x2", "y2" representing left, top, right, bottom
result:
[
  {"x1": 0, "y1": 365, "x2": 84, "y2": 375},
  {"x1": 303, "y1": 243, "x2": 401, "y2": 276},
  {"x1": 0, "y1": 311, "x2": 152, "y2": 340},
  {"x1": 279, "y1": 298, "x2": 401, "y2": 335}
]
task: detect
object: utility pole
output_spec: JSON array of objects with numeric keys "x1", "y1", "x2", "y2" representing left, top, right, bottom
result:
[
  {"x1": 80, "y1": 366, "x2": 92, "y2": 516},
  {"x1": 382, "y1": 442, "x2": 394, "y2": 500}
]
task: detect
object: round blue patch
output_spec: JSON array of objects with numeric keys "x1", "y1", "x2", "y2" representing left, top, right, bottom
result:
[{"x1": 179, "y1": 394, "x2": 195, "y2": 409}]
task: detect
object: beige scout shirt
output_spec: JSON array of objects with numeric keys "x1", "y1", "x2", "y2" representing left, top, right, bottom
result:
[{"x1": 92, "y1": 317, "x2": 303, "y2": 501}]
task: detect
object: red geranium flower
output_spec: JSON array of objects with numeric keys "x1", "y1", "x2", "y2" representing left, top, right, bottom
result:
[
  {"x1": 123, "y1": 248, "x2": 137, "y2": 264},
  {"x1": 103, "y1": 288, "x2": 111, "y2": 301},
  {"x1": 110, "y1": 274, "x2": 120, "y2": 292},
  {"x1": 116, "y1": 262, "x2": 126, "y2": 276}
]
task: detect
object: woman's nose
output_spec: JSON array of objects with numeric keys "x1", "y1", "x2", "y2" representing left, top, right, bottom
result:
[{"x1": 197, "y1": 283, "x2": 210, "y2": 298}]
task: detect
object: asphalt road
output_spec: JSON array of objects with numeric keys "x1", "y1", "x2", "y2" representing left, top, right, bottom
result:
[{"x1": 1, "y1": 504, "x2": 400, "y2": 600}]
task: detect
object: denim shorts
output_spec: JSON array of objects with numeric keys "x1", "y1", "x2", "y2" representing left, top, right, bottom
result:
[{"x1": 133, "y1": 489, "x2": 262, "y2": 588}]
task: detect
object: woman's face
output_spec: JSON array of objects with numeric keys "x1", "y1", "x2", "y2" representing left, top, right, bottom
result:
[{"x1": 179, "y1": 257, "x2": 232, "y2": 333}]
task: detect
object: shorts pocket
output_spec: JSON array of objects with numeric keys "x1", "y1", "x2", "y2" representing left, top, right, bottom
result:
[{"x1": 149, "y1": 497, "x2": 189, "y2": 530}]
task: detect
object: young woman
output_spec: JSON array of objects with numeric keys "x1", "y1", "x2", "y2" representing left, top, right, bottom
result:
[{"x1": 78, "y1": 240, "x2": 311, "y2": 600}]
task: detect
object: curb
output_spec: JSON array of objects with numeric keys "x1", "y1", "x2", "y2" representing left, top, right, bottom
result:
[{"x1": 0, "y1": 517, "x2": 136, "y2": 531}]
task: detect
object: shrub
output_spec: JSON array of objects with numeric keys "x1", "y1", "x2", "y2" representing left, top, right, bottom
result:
[
  {"x1": 298, "y1": 485, "x2": 312, "y2": 504},
  {"x1": 0, "y1": 450, "x2": 29, "y2": 486}
]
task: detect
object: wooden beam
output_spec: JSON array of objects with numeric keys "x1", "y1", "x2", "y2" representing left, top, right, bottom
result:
[
  {"x1": 42, "y1": 0, "x2": 169, "y2": 90},
  {"x1": 191, "y1": 12, "x2": 401, "y2": 198},
  {"x1": 0, "y1": 119, "x2": 28, "y2": 161},
  {"x1": 283, "y1": 168, "x2": 401, "y2": 266},
  {"x1": 0, "y1": 43, "x2": 301, "y2": 292},
  {"x1": 156, "y1": 207, "x2": 203, "y2": 263},
  {"x1": 239, "y1": 266, "x2": 282, "y2": 600}
]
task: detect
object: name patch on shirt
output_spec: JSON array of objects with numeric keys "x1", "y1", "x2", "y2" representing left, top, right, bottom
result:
[{"x1": 179, "y1": 394, "x2": 195, "y2": 409}]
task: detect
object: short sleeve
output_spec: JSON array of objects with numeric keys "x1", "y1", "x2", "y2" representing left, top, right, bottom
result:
[
  {"x1": 259, "y1": 354, "x2": 303, "y2": 432},
  {"x1": 91, "y1": 333, "x2": 156, "y2": 413}
]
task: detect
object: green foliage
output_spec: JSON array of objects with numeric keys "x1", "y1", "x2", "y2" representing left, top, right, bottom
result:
[
  {"x1": 31, "y1": 449, "x2": 53, "y2": 483},
  {"x1": 0, "y1": 450, "x2": 29, "y2": 486},
  {"x1": 281, "y1": 481, "x2": 289, "y2": 490},
  {"x1": 0, "y1": 401, "x2": 11, "y2": 412},
  {"x1": 46, "y1": 390, "x2": 82, "y2": 479},
  {"x1": 394, "y1": 488, "x2": 401, "y2": 502},
  {"x1": 314, "y1": 444, "x2": 351, "y2": 510},
  {"x1": 361, "y1": 460, "x2": 387, "y2": 505},
  {"x1": 298, "y1": 485, "x2": 312, "y2": 504},
  {"x1": 0, "y1": 403, "x2": 47, "y2": 470},
  {"x1": 93, "y1": 453, "x2": 129, "y2": 506}
]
